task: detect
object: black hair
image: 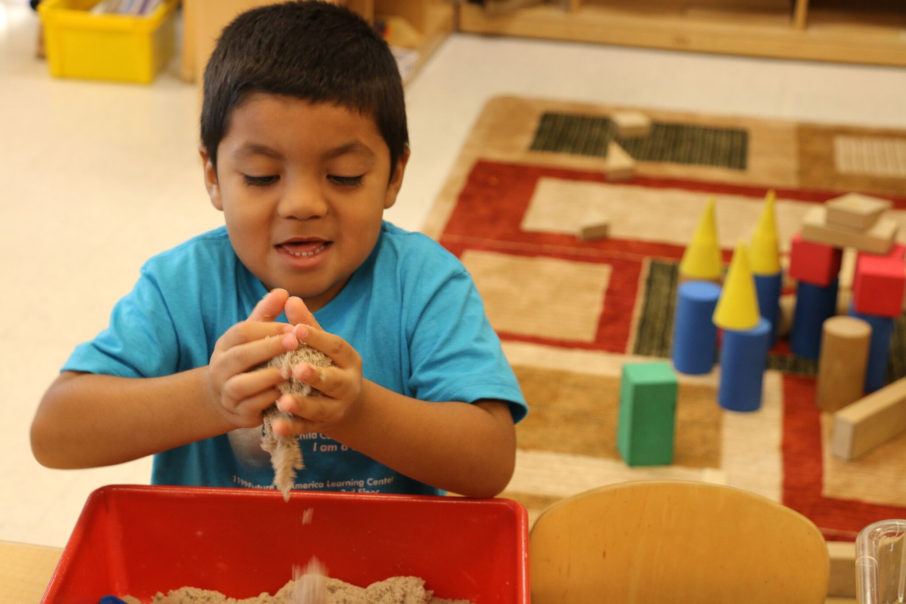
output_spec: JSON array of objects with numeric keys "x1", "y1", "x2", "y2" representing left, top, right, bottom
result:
[{"x1": 201, "y1": 1, "x2": 408, "y2": 178}]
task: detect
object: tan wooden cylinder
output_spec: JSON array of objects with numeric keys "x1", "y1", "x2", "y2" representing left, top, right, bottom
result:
[
  {"x1": 816, "y1": 316, "x2": 871, "y2": 412},
  {"x1": 836, "y1": 288, "x2": 853, "y2": 317},
  {"x1": 778, "y1": 293, "x2": 796, "y2": 338}
]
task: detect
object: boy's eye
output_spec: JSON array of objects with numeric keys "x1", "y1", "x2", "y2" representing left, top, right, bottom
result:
[
  {"x1": 329, "y1": 175, "x2": 364, "y2": 187},
  {"x1": 243, "y1": 175, "x2": 279, "y2": 187}
]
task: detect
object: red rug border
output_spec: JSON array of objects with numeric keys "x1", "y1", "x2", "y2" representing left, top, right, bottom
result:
[{"x1": 439, "y1": 158, "x2": 906, "y2": 540}]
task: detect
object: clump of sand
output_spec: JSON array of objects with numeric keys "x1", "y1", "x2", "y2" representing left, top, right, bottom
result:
[
  {"x1": 120, "y1": 575, "x2": 472, "y2": 604},
  {"x1": 260, "y1": 345, "x2": 334, "y2": 501}
]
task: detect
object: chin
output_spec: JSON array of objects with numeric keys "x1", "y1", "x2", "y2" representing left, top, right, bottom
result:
[{"x1": 286, "y1": 281, "x2": 337, "y2": 304}]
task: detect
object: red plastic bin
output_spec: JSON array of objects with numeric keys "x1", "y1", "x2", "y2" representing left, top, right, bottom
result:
[{"x1": 41, "y1": 485, "x2": 529, "y2": 603}]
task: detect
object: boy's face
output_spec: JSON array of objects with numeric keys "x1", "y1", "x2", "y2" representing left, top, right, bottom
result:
[{"x1": 201, "y1": 93, "x2": 408, "y2": 312}]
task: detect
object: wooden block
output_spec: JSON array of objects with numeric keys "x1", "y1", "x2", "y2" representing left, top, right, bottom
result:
[
  {"x1": 801, "y1": 207, "x2": 897, "y2": 256},
  {"x1": 578, "y1": 218, "x2": 610, "y2": 241},
  {"x1": 816, "y1": 317, "x2": 871, "y2": 412},
  {"x1": 611, "y1": 110, "x2": 651, "y2": 138},
  {"x1": 826, "y1": 541, "x2": 856, "y2": 598},
  {"x1": 852, "y1": 245, "x2": 906, "y2": 318},
  {"x1": 607, "y1": 141, "x2": 636, "y2": 182},
  {"x1": 825, "y1": 193, "x2": 892, "y2": 231},
  {"x1": 789, "y1": 232, "x2": 843, "y2": 287},
  {"x1": 832, "y1": 378, "x2": 906, "y2": 461},
  {"x1": 617, "y1": 362, "x2": 677, "y2": 466}
]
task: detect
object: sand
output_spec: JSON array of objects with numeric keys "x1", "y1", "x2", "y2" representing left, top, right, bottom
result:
[
  {"x1": 120, "y1": 575, "x2": 473, "y2": 604},
  {"x1": 260, "y1": 345, "x2": 334, "y2": 500}
]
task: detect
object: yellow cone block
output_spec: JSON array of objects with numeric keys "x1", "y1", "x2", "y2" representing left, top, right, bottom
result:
[
  {"x1": 679, "y1": 196, "x2": 723, "y2": 282},
  {"x1": 750, "y1": 190, "x2": 781, "y2": 276},
  {"x1": 713, "y1": 241, "x2": 762, "y2": 331}
]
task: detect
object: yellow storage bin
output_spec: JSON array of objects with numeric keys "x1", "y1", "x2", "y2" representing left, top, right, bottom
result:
[{"x1": 38, "y1": 0, "x2": 179, "y2": 84}]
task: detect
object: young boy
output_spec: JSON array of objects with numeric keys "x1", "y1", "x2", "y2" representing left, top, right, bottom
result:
[{"x1": 31, "y1": 1, "x2": 527, "y2": 499}]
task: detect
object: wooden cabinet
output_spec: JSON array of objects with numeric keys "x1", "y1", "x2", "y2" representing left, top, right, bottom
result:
[
  {"x1": 459, "y1": 0, "x2": 906, "y2": 67},
  {"x1": 181, "y1": 0, "x2": 453, "y2": 85},
  {"x1": 374, "y1": 0, "x2": 455, "y2": 82}
]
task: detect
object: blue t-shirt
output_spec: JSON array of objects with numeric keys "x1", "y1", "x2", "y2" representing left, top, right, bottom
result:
[{"x1": 63, "y1": 222, "x2": 527, "y2": 496}]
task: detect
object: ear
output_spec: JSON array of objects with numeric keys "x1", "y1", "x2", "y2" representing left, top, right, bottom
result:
[
  {"x1": 383, "y1": 146, "x2": 410, "y2": 210},
  {"x1": 199, "y1": 145, "x2": 223, "y2": 211}
]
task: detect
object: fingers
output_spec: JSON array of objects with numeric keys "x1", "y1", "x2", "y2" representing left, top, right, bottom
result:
[
  {"x1": 292, "y1": 324, "x2": 360, "y2": 370},
  {"x1": 285, "y1": 296, "x2": 322, "y2": 330},
  {"x1": 231, "y1": 387, "x2": 285, "y2": 420},
  {"x1": 276, "y1": 393, "x2": 337, "y2": 425},
  {"x1": 290, "y1": 364, "x2": 357, "y2": 402},
  {"x1": 221, "y1": 367, "x2": 287, "y2": 407},
  {"x1": 218, "y1": 321, "x2": 294, "y2": 352},
  {"x1": 249, "y1": 288, "x2": 290, "y2": 322},
  {"x1": 272, "y1": 414, "x2": 319, "y2": 438},
  {"x1": 214, "y1": 330, "x2": 299, "y2": 381}
]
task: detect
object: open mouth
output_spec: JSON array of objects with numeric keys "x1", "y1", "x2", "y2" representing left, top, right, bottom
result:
[{"x1": 277, "y1": 240, "x2": 332, "y2": 257}]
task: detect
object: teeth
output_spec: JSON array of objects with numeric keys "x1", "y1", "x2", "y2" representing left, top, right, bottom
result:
[{"x1": 285, "y1": 243, "x2": 327, "y2": 257}]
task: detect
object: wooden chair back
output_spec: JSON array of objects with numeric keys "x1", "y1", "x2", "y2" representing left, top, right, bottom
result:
[{"x1": 530, "y1": 481, "x2": 829, "y2": 604}]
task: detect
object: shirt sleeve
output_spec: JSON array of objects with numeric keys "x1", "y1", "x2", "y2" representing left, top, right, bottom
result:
[
  {"x1": 406, "y1": 268, "x2": 528, "y2": 423},
  {"x1": 62, "y1": 267, "x2": 181, "y2": 379}
]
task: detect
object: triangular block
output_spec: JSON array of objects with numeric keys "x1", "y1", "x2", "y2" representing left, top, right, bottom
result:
[
  {"x1": 679, "y1": 196, "x2": 723, "y2": 282},
  {"x1": 606, "y1": 142, "x2": 635, "y2": 182},
  {"x1": 750, "y1": 190, "x2": 781, "y2": 276},
  {"x1": 713, "y1": 241, "x2": 761, "y2": 331}
]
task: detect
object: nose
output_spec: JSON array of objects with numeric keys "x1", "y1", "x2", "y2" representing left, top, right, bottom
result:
[{"x1": 276, "y1": 174, "x2": 329, "y2": 220}]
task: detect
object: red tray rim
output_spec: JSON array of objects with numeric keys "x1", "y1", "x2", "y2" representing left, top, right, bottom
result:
[{"x1": 41, "y1": 484, "x2": 530, "y2": 603}]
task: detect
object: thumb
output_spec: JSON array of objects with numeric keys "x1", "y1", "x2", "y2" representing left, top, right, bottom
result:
[
  {"x1": 249, "y1": 288, "x2": 290, "y2": 322},
  {"x1": 285, "y1": 296, "x2": 322, "y2": 329}
]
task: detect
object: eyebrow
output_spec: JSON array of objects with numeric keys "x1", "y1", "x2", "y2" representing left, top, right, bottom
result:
[
  {"x1": 232, "y1": 141, "x2": 376, "y2": 162},
  {"x1": 233, "y1": 143, "x2": 283, "y2": 160},
  {"x1": 322, "y1": 141, "x2": 376, "y2": 161}
]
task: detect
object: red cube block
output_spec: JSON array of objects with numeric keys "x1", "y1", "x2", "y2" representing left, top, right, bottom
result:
[
  {"x1": 789, "y1": 232, "x2": 843, "y2": 287},
  {"x1": 853, "y1": 244, "x2": 906, "y2": 318}
]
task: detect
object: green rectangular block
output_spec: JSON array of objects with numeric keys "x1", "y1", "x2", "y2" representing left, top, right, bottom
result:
[{"x1": 617, "y1": 362, "x2": 678, "y2": 466}]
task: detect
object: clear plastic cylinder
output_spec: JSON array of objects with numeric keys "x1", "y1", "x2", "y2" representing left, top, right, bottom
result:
[{"x1": 856, "y1": 520, "x2": 906, "y2": 604}]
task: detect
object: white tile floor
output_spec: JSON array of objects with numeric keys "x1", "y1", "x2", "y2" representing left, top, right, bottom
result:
[{"x1": 2, "y1": 0, "x2": 906, "y2": 549}]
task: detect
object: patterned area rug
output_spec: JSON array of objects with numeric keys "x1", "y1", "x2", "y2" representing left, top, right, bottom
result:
[{"x1": 425, "y1": 96, "x2": 906, "y2": 540}]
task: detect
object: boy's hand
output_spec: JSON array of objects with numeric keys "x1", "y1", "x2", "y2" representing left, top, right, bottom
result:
[
  {"x1": 272, "y1": 299, "x2": 363, "y2": 437},
  {"x1": 204, "y1": 289, "x2": 299, "y2": 429},
  {"x1": 285, "y1": 294, "x2": 321, "y2": 330}
]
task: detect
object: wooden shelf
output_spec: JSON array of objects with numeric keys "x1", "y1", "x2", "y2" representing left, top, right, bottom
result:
[
  {"x1": 458, "y1": 0, "x2": 906, "y2": 67},
  {"x1": 376, "y1": 0, "x2": 455, "y2": 83},
  {"x1": 404, "y1": 0, "x2": 456, "y2": 83},
  {"x1": 181, "y1": 0, "x2": 453, "y2": 87}
]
